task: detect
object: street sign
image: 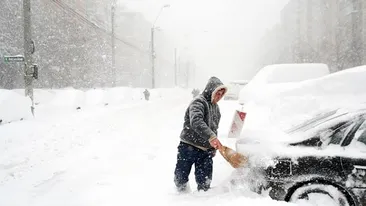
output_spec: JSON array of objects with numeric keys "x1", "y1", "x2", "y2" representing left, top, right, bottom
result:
[{"x1": 4, "y1": 55, "x2": 25, "y2": 62}]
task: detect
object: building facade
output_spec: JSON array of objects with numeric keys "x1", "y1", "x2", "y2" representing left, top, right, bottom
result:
[{"x1": 259, "y1": 0, "x2": 365, "y2": 72}]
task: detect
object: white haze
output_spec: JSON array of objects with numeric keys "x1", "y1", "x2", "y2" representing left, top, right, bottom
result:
[{"x1": 122, "y1": 0, "x2": 290, "y2": 88}]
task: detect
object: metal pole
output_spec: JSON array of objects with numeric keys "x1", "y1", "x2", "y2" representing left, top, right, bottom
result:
[
  {"x1": 174, "y1": 48, "x2": 177, "y2": 87},
  {"x1": 192, "y1": 63, "x2": 196, "y2": 88},
  {"x1": 151, "y1": 27, "x2": 155, "y2": 88},
  {"x1": 150, "y1": 4, "x2": 169, "y2": 89},
  {"x1": 111, "y1": 2, "x2": 116, "y2": 87},
  {"x1": 23, "y1": 0, "x2": 34, "y2": 115},
  {"x1": 186, "y1": 61, "x2": 190, "y2": 88},
  {"x1": 177, "y1": 55, "x2": 180, "y2": 86}
]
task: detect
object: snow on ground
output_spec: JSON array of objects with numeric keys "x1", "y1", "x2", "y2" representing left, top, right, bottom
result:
[
  {"x1": 0, "y1": 87, "x2": 305, "y2": 206},
  {"x1": 0, "y1": 90, "x2": 33, "y2": 123}
]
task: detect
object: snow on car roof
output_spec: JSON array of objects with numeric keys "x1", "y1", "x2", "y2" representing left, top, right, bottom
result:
[
  {"x1": 228, "y1": 80, "x2": 250, "y2": 84},
  {"x1": 252, "y1": 63, "x2": 330, "y2": 84},
  {"x1": 239, "y1": 63, "x2": 331, "y2": 104},
  {"x1": 278, "y1": 65, "x2": 366, "y2": 97}
]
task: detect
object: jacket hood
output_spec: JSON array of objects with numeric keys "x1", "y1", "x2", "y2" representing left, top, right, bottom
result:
[{"x1": 202, "y1": 77, "x2": 227, "y2": 103}]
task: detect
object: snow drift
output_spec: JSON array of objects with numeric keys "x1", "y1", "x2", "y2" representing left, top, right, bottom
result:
[
  {"x1": 239, "y1": 63, "x2": 330, "y2": 105},
  {"x1": 0, "y1": 87, "x2": 191, "y2": 124},
  {"x1": 0, "y1": 89, "x2": 33, "y2": 123},
  {"x1": 238, "y1": 65, "x2": 366, "y2": 136}
]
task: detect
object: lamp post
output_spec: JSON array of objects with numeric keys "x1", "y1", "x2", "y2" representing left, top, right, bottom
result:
[
  {"x1": 151, "y1": 4, "x2": 170, "y2": 88},
  {"x1": 111, "y1": 0, "x2": 117, "y2": 87},
  {"x1": 174, "y1": 47, "x2": 177, "y2": 87}
]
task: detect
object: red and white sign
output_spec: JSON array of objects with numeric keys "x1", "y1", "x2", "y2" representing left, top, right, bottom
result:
[{"x1": 228, "y1": 110, "x2": 246, "y2": 138}]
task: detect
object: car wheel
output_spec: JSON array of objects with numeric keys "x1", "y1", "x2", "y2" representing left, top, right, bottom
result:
[{"x1": 289, "y1": 183, "x2": 352, "y2": 206}]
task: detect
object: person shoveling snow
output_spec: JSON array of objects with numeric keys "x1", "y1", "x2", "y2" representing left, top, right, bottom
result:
[{"x1": 174, "y1": 76, "x2": 247, "y2": 194}]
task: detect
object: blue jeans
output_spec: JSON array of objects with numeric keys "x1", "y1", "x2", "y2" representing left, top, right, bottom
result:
[{"x1": 174, "y1": 142, "x2": 214, "y2": 191}]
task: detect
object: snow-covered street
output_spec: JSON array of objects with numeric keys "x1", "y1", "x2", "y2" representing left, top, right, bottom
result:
[
  {"x1": 2, "y1": 0, "x2": 366, "y2": 205},
  {"x1": 0, "y1": 88, "x2": 300, "y2": 206}
]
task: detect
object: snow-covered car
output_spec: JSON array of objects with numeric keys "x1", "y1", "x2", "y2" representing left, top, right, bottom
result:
[
  {"x1": 224, "y1": 80, "x2": 249, "y2": 100},
  {"x1": 228, "y1": 65, "x2": 366, "y2": 139},
  {"x1": 228, "y1": 63, "x2": 329, "y2": 138},
  {"x1": 234, "y1": 105, "x2": 366, "y2": 205},
  {"x1": 238, "y1": 63, "x2": 330, "y2": 105}
]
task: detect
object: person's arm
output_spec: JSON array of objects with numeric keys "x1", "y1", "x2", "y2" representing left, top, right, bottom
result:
[
  {"x1": 189, "y1": 100, "x2": 216, "y2": 141},
  {"x1": 217, "y1": 106, "x2": 221, "y2": 130}
]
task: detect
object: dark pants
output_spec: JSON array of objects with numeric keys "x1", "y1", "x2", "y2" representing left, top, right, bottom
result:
[{"x1": 174, "y1": 142, "x2": 214, "y2": 191}]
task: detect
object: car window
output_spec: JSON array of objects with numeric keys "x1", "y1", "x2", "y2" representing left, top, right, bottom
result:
[
  {"x1": 350, "y1": 120, "x2": 366, "y2": 152},
  {"x1": 287, "y1": 109, "x2": 339, "y2": 134},
  {"x1": 328, "y1": 121, "x2": 356, "y2": 145}
]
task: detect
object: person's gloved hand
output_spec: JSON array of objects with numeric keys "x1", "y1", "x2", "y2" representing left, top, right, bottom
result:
[
  {"x1": 209, "y1": 149, "x2": 216, "y2": 157},
  {"x1": 209, "y1": 138, "x2": 222, "y2": 150}
]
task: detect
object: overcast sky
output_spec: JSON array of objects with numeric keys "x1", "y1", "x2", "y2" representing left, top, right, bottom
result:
[{"x1": 120, "y1": 0, "x2": 289, "y2": 88}]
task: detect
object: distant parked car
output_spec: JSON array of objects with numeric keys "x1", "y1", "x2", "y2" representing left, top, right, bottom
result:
[
  {"x1": 233, "y1": 105, "x2": 366, "y2": 206},
  {"x1": 224, "y1": 80, "x2": 249, "y2": 100}
]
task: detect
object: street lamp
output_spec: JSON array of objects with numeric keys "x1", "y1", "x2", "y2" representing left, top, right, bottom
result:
[
  {"x1": 175, "y1": 30, "x2": 208, "y2": 88},
  {"x1": 111, "y1": 0, "x2": 117, "y2": 87},
  {"x1": 151, "y1": 4, "x2": 170, "y2": 88}
]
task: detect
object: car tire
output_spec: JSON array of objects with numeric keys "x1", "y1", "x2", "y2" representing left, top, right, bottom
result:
[{"x1": 288, "y1": 183, "x2": 353, "y2": 206}]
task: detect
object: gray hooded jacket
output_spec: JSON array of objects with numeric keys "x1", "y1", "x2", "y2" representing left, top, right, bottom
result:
[{"x1": 180, "y1": 77, "x2": 227, "y2": 150}]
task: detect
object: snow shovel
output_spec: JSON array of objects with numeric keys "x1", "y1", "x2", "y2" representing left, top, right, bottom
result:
[{"x1": 218, "y1": 145, "x2": 248, "y2": 168}]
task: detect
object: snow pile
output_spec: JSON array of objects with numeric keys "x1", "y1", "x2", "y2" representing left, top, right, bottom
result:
[
  {"x1": 27, "y1": 87, "x2": 190, "y2": 107},
  {"x1": 239, "y1": 66, "x2": 366, "y2": 135},
  {"x1": 269, "y1": 65, "x2": 366, "y2": 129},
  {"x1": 38, "y1": 87, "x2": 143, "y2": 107},
  {"x1": 279, "y1": 65, "x2": 366, "y2": 96},
  {"x1": 264, "y1": 63, "x2": 329, "y2": 83},
  {"x1": 0, "y1": 87, "x2": 192, "y2": 125},
  {"x1": 239, "y1": 63, "x2": 330, "y2": 104},
  {"x1": 149, "y1": 87, "x2": 192, "y2": 100},
  {"x1": 0, "y1": 89, "x2": 33, "y2": 123},
  {"x1": 0, "y1": 87, "x2": 191, "y2": 123},
  {"x1": 48, "y1": 88, "x2": 85, "y2": 107}
]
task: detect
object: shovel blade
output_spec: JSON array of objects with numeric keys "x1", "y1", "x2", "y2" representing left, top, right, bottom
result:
[{"x1": 219, "y1": 145, "x2": 248, "y2": 168}]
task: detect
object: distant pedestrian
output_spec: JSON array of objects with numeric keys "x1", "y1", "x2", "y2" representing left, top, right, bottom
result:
[
  {"x1": 192, "y1": 88, "x2": 200, "y2": 98},
  {"x1": 143, "y1": 89, "x2": 150, "y2": 101}
]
